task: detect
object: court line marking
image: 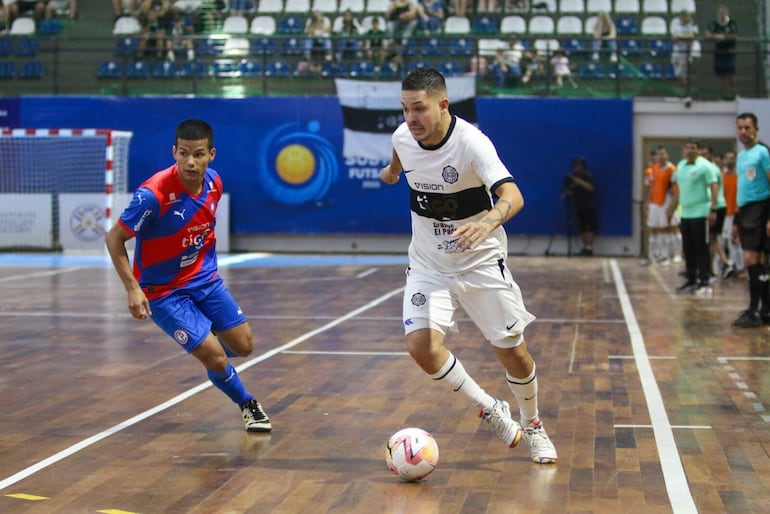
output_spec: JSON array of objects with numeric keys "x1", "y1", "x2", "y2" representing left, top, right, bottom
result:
[
  {"x1": 283, "y1": 350, "x2": 409, "y2": 356},
  {"x1": 615, "y1": 425, "x2": 712, "y2": 430},
  {"x1": 610, "y1": 259, "x2": 697, "y2": 514},
  {"x1": 0, "y1": 286, "x2": 405, "y2": 493},
  {"x1": 716, "y1": 357, "x2": 769, "y2": 422},
  {"x1": 0, "y1": 268, "x2": 83, "y2": 283}
]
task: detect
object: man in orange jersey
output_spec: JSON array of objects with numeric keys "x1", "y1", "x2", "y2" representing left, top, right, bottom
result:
[
  {"x1": 721, "y1": 150, "x2": 743, "y2": 278},
  {"x1": 641, "y1": 146, "x2": 679, "y2": 265}
]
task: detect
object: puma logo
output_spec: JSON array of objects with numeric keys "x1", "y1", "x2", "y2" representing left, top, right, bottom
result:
[{"x1": 173, "y1": 208, "x2": 185, "y2": 220}]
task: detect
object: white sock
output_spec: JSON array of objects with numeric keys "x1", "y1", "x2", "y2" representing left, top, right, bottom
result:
[
  {"x1": 506, "y1": 366, "x2": 538, "y2": 423},
  {"x1": 430, "y1": 353, "x2": 495, "y2": 410}
]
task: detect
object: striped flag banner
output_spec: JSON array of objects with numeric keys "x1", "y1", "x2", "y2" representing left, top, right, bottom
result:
[{"x1": 335, "y1": 77, "x2": 477, "y2": 164}]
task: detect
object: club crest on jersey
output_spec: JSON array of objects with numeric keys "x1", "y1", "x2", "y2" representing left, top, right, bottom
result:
[
  {"x1": 174, "y1": 329, "x2": 189, "y2": 346},
  {"x1": 442, "y1": 166, "x2": 459, "y2": 184},
  {"x1": 411, "y1": 292, "x2": 426, "y2": 307}
]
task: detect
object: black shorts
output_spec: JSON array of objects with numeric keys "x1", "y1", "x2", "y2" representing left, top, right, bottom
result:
[
  {"x1": 575, "y1": 208, "x2": 597, "y2": 233},
  {"x1": 714, "y1": 52, "x2": 736, "y2": 76},
  {"x1": 736, "y1": 199, "x2": 770, "y2": 252},
  {"x1": 709, "y1": 206, "x2": 727, "y2": 236}
]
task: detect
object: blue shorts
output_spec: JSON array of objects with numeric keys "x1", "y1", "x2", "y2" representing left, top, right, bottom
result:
[{"x1": 149, "y1": 278, "x2": 247, "y2": 353}]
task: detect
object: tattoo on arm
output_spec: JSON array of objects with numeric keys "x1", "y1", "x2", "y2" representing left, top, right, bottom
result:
[{"x1": 481, "y1": 199, "x2": 513, "y2": 229}]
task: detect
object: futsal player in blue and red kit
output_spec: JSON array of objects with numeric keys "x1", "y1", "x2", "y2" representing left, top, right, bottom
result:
[{"x1": 105, "y1": 119, "x2": 271, "y2": 432}]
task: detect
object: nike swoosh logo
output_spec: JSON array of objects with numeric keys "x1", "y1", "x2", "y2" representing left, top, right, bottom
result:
[
  {"x1": 453, "y1": 379, "x2": 465, "y2": 392},
  {"x1": 506, "y1": 321, "x2": 519, "y2": 330},
  {"x1": 524, "y1": 395, "x2": 536, "y2": 401},
  {"x1": 403, "y1": 169, "x2": 415, "y2": 174}
]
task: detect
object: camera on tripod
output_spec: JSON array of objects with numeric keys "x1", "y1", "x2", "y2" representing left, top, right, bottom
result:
[{"x1": 562, "y1": 175, "x2": 576, "y2": 198}]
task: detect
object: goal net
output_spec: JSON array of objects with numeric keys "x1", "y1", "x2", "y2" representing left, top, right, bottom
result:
[{"x1": 0, "y1": 128, "x2": 132, "y2": 251}]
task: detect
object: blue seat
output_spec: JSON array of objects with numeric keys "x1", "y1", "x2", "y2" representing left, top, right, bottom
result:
[
  {"x1": 407, "y1": 60, "x2": 431, "y2": 72},
  {"x1": 349, "y1": 60, "x2": 376, "y2": 77},
  {"x1": 195, "y1": 38, "x2": 224, "y2": 56},
  {"x1": 211, "y1": 61, "x2": 239, "y2": 77},
  {"x1": 335, "y1": 38, "x2": 361, "y2": 60},
  {"x1": 576, "y1": 62, "x2": 605, "y2": 78},
  {"x1": 400, "y1": 38, "x2": 419, "y2": 56},
  {"x1": 472, "y1": 16, "x2": 498, "y2": 34},
  {"x1": 153, "y1": 61, "x2": 178, "y2": 78},
  {"x1": 278, "y1": 15, "x2": 305, "y2": 34},
  {"x1": 239, "y1": 60, "x2": 262, "y2": 76},
  {"x1": 420, "y1": 38, "x2": 445, "y2": 57},
  {"x1": 647, "y1": 38, "x2": 671, "y2": 57},
  {"x1": 560, "y1": 38, "x2": 586, "y2": 55},
  {"x1": 251, "y1": 37, "x2": 276, "y2": 55},
  {"x1": 448, "y1": 37, "x2": 474, "y2": 56},
  {"x1": 114, "y1": 37, "x2": 140, "y2": 56},
  {"x1": 265, "y1": 59, "x2": 291, "y2": 76},
  {"x1": 608, "y1": 62, "x2": 635, "y2": 79},
  {"x1": 37, "y1": 18, "x2": 62, "y2": 35},
  {"x1": 19, "y1": 61, "x2": 43, "y2": 79},
  {"x1": 0, "y1": 61, "x2": 16, "y2": 79},
  {"x1": 437, "y1": 60, "x2": 463, "y2": 77},
  {"x1": 321, "y1": 61, "x2": 347, "y2": 77},
  {"x1": 125, "y1": 61, "x2": 150, "y2": 78},
  {"x1": 662, "y1": 63, "x2": 675, "y2": 80},
  {"x1": 378, "y1": 62, "x2": 403, "y2": 79},
  {"x1": 620, "y1": 38, "x2": 643, "y2": 57},
  {"x1": 0, "y1": 39, "x2": 12, "y2": 57},
  {"x1": 615, "y1": 16, "x2": 638, "y2": 35},
  {"x1": 97, "y1": 60, "x2": 122, "y2": 79},
  {"x1": 15, "y1": 38, "x2": 39, "y2": 57},
  {"x1": 638, "y1": 62, "x2": 661, "y2": 79},
  {"x1": 180, "y1": 61, "x2": 208, "y2": 77},
  {"x1": 281, "y1": 37, "x2": 305, "y2": 55}
]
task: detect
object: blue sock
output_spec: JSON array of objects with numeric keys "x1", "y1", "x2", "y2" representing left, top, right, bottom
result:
[{"x1": 207, "y1": 363, "x2": 253, "y2": 407}]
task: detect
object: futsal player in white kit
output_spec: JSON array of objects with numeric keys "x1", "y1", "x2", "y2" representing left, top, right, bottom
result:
[{"x1": 380, "y1": 68, "x2": 557, "y2": 463}]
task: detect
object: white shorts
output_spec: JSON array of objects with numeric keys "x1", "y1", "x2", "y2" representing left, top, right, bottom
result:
[
  {"x1": 402, "y1": 260, "x2": 536, "y2": 348},
  {"x1": 647, "y1": 203, "x2": 670, "y2": 229}
]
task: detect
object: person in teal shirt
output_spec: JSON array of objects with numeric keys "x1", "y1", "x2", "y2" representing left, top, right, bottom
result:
[
  {"x1": 668, "y1": 140, "x2": 719, "y2": 293},
  {"x1": 731, "y1": 112, "x2": 770, "y2": 327}
]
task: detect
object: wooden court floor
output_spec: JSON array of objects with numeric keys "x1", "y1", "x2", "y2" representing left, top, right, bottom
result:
[{"x1": 0, "y1": 254, "x2": 768, "y2": 514}]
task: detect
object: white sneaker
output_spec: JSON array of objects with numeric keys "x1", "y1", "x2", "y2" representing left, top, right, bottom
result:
[
  {"x1": 522, "y1": 419, "x2": 558, "y2": 464},
  {"x1": 479, "y1": 400, "x2": 522, "y2": 448},
  {"x1": 242, "y1": 399, "x2": 271, "y2": 433},
  {"x1": 673, "y1": 255, "x2": 683, "y2": 264}
]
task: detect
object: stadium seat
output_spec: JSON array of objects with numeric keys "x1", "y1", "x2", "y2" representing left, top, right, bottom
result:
[
  {"x1": 560, "y1": 38, "x2": 586, "y2": 55},
  {"x1": 112, "y1": 15, "x2": 141, "y2": 35},
  {"x1": 378, "y1": 62, "x2": 403, "y2": 79},
  {"x1": 613, "y1": 0, "x2": 639, "y2": 13},
  {"x1": 312, "y1": 0, "x2": 338, "y2": 13},
  {"x1": 114, "y1": 37, "x2": 140, "y2": 56},
  {"x1": 97, "y1": 60, "x2": 122, "y2": 79},
  {"x1": 585, "y1": 0, "x2": 610, "y2": 12},
  {"x1": 662, "y1": 63, "x2": 675, "y2": 79},
  {"x1": 615, "y1": 15, "x2": 639, "y2": 35},
  {"x1": 0, "y1": 39, "x2": 12, "y2": 57},
  {"x1": 556, "y1": 16, "x2": 582, "y2": 35},
  {"x1": 265, "y1": 60, "x2": 291, "y2": 76},
  {"x1": 437, "y1": 60, "x2": 463, "y2": 77},
  {"x1": 534, "y1": 38, "x2": 560, "y2": 56},
  {"x1": 641, "y1": 16, "x2": 667, "y2": 35},
  {"x1": 37, "y1": 18, "x2": 62, "y2": 35},
  {"x1": 478, "y1": 38, "x2": 504, "y2": 57},
  {"x1": 15, "y1": 38, "x2": 39, "y2": 57},
  {"x1": 223, "y1": 37, "x2": 250, "y2": 56},
  {"x1": 195, "y1": 38, "x2": 225, "y2": 56},
  {"x1": 448, "y1": 37, "x2": 474, "y2": 56},
  {"x1": 10, "y1": 17, "x2": 35, "y2": 35},
  {"x1": 239, "y1": 60, "x2": 263, "y2": 76},
  {"x1": 338, "y1": 0, "x2": 364, "y2": 13},
  {"x1": 222, "y1": 15, "x2": 249, "y2": 34},
  {"x1": 250, "y1": 16, "x2": 277, "y2": 35},
  {"x1": 153, "y1": 60, "x2": 178, "y2": 78},
  {"x1": 620, "y1": 38, "x2": 643, "y2": 56},
  {"x1": 499, "y1": 15, "x2": 525, "y2": 35},
  {"x1": 335, "y1": 37, "x2": 362, "y2": 59},
  {"x1": 251, "y1": 37, "x2": 276, "y2": 55},
  {"x1": 365, "y1": 0, "x2": 389, "y2": 13},
  {"x1": 257, "y1": 0, "x2": 283, "y2": 13},
  {"x1": 400, "y1": 37, "x2": 419, "y2": 56},
  {"x1": 638, "y1": 62, "x2": 661, "y2": 78},
  {"x1": 443, "y1": 16, "x2": 471, "y2": 35},
  {"x1": 321, "y1": 61, "x2": 347, "y2": 77},
  {"x1": 280, "y1": 37, "x2": 305, "y2": 55},
  {"x1": 278, "y1": 15, "x2": 305, "y2": 34},
  {"x1": 210, "y1": 61, "x2": 240, "y2": 77},
  {"x1": 647, "y1": 38, "x2": 671, "y2": 56},
  {"x1": 19, "y1": 61, "x2": 43, "y2": 79},
  {"x1": 180, "y1": 61, "x2": 208, "y2": 77},
  {"x1": 284, "y1": 0, "x2": 310, "y2": 11},
  {"x1": 125, "y1": 61, "x2": 150, "y2": 78},
  {"x1": 0, "y1": 61, "x2": 15, "y2": 79},
  {"x1": 576, "y1": 61, "x2": 604, "y2": 78},
  {"x1": 407, "y1": 60, "x2": 431, "y2": 72},
  {"x1": 528, "y1": 15, "x2": 555, "y2": 35},
  {"x1": 670, "y1": 0, "x2": 696, "y2": 14},
  {"x1": 642, "y1": 0, "x2": 667, "y2": 14},
  {"x1": 608, "y1": 62, "x2": 635, "y2": 79},
  {"x1": 584, "y1": 15, "x2": 596, "y2": 34},
  {"x1": 349, "y1": 60, "x2": 376, "y2": 77},
  {"x1": 420, "y1": 38, "x2": 445, "y2": 56},
  {"x1": 472, "y1": 16, "x2": 499, "y2": 35},
  {"x1": 558, "y1": 0, "x2": 584, "y2": 14}
]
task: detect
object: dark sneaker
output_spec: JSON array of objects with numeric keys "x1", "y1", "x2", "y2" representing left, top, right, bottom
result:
[
  {"x1": 242, "y1": 399, "x2": 272, "y2": 432},
  {"x1": 732, "y1": 310, "x2": 762, "y2": 328},
  {"x1": 760, "y1": 311, "x2": 770, "y2": 325},
  {"x1": 721, "y1": 262, "x2": 735, "y2": 280},
  {"x1": 676, "y1": 281, "x2": 696, "y2": 293}
]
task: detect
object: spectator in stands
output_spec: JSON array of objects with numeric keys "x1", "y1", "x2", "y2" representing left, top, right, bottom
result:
[
  {"x1": 227, "y1": 0, "x2": 254, "y2": 17},
  {"x1": 114, "y1": 0, "x2": 139, "y2": 18},
  {"x1": 42, "y1": 0, "x2": 76, "y2": 19},
  {"x1": 304, "y1": 10, "x2": 333, "y2": 64},
  {"x1": 491, "y1": 37, "x2": 523, "y2": 88},
  {"x1": 7, "y1": 0, "x2": 48, "y2": 21},
  {"x1": 591, "y1": 10, "x2": 617, "y2": 63},
  {"x1": 335, "y1": 8, "x2": 362, "y2": 62},
  {"x1": 417, "y1": 0, "x2": 445, "y2": 35},
  {"x1": 165, "y1": 13, "x2": 195, "y2": 62},
  {"x1": 670, "y1": 10, "x2": 698, "y2": 91},
  {"x1": 386, "y1": 0, "x2": 418, "y2": 38},
  {"x1": 139, "y1": 0, "x2": 172, "y2": 59},
  {"x1": 364, "y1": 16, "x2": 388, "y2": 64},
  {"x1": 550, "y1": 48, "x2": 576, "y2": 88},
  {"x1": 450, "y1": 0, "x2": 467, "y2": 17},
  {"x1": 504, "y1": 0, "x2": 526, "y2": 12},
  {"x1": 520, "y1": 48, "x2": 544, "y2": 85},
  {"x1": 705, "y1": 5, "x2": 738, "y2": 99},
  {"x1": 1, "y1": 2, "x2": 9, "y2": 30},
  {"x1": 476, "y1": 0, "x2": 497, "y2": 13}
]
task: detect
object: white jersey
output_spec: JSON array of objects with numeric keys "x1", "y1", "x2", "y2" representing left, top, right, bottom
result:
[{"x1": 392, "y1": 115, "x2": 516, "y2": 275}]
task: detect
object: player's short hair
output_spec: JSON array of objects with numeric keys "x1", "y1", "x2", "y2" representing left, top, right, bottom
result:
[
  {"x1": 737, "y1": 112, "x2": 758, "y2": 128},
  {"x1": 175, "y1": 119, "x2": 214, "y2": 148},
  {"x1": 402, "y1": 68, "x2": 447, "y2": 98}
]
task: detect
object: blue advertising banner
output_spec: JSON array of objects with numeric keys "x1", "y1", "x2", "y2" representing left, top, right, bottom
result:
[
  {"x1": 19, "y1": 94, "x2": 632, "y2": 237},
  {"x1": 0, "y1": 97, "x2": 19, "y2": 128}
]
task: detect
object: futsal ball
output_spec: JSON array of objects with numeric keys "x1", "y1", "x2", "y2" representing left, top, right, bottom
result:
[{"x1": 385, "y1": 427, "x2": 439, "y2": 481}]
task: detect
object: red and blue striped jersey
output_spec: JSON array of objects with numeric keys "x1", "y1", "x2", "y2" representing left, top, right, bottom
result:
[{"x1": 118, "y1": 164, "x2": 223, "y2": 300}]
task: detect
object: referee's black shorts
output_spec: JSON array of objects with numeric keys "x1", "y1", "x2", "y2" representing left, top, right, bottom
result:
[{"x1": 736, "y1": 199, "x2": 770, "y2": 252}]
